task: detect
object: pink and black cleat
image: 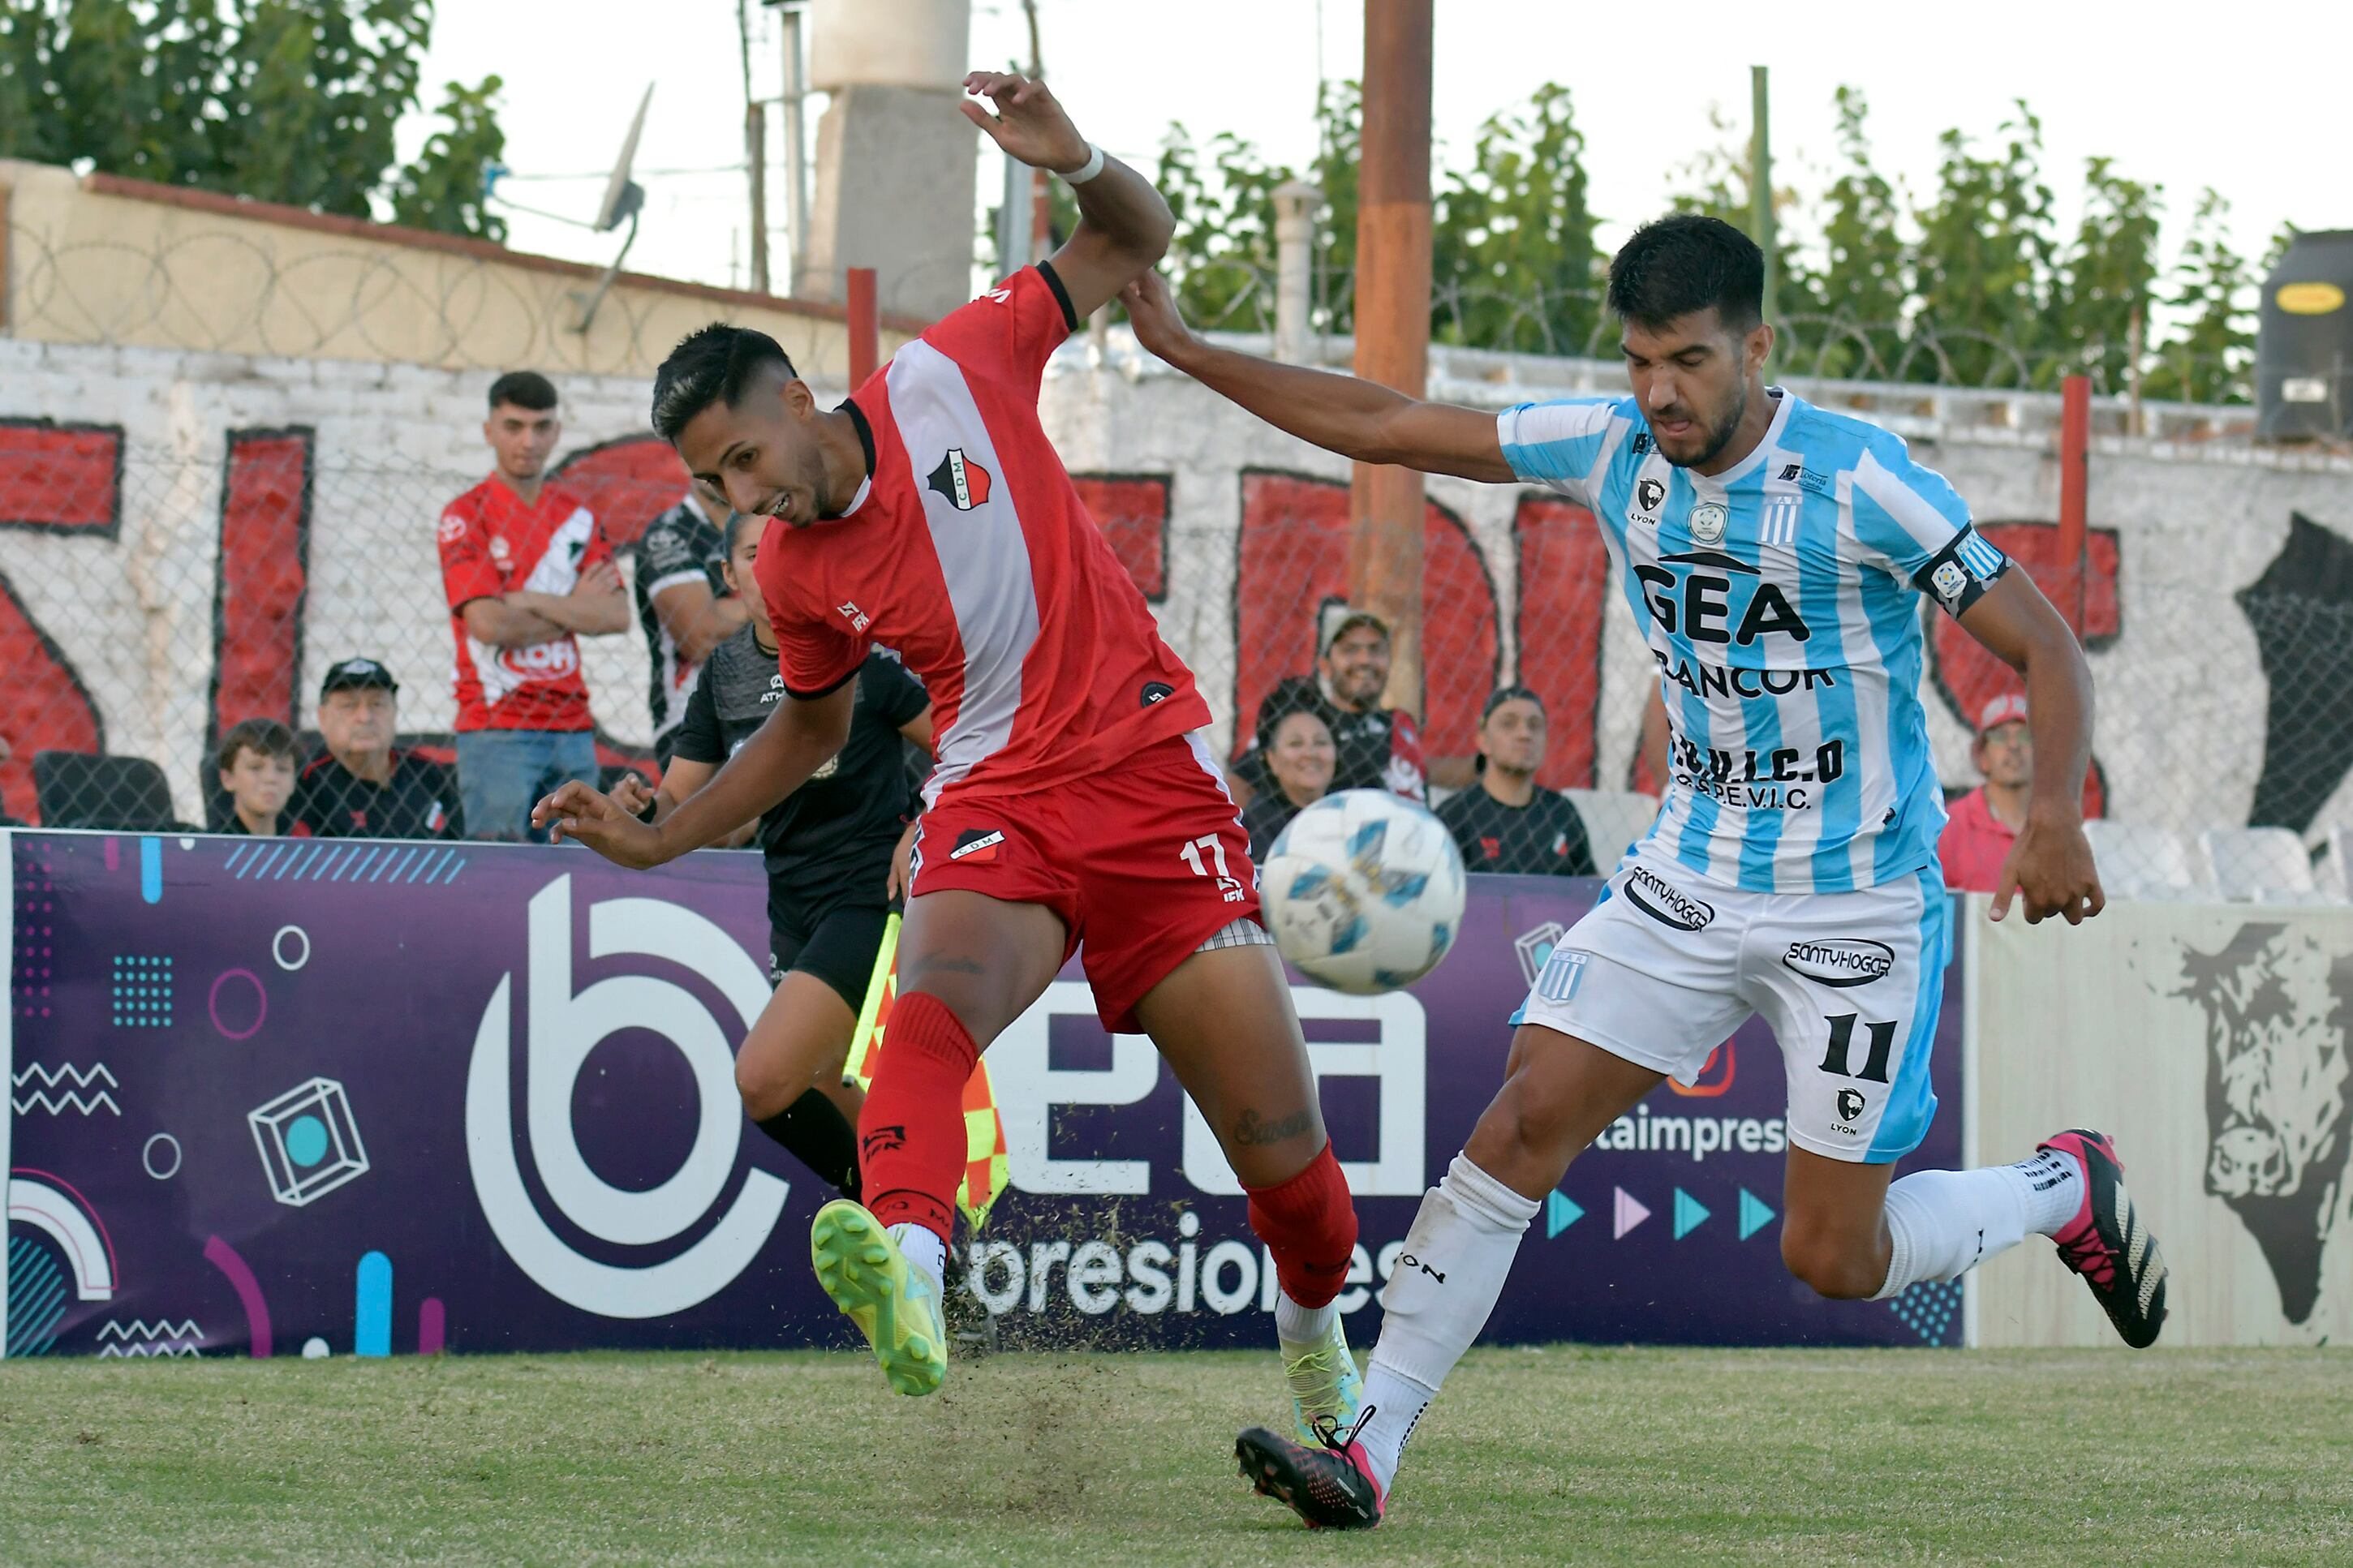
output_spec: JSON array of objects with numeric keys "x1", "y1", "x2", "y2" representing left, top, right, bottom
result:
[
  {"x1": 2039, "y1": 1128, "x2": 2169, "y2": 1348},
  {"x1": 1235, "y1": 1410, "x2": 1387, "y2": 1531}
]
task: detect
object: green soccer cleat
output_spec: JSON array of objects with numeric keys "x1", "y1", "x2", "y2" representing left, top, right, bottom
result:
[
  {"x1": 809, "y1": 1201, "x2": 948, "y2": 1397},
  {"x1": 1281, "y1": 1317, "x2": 1366, "y2": 1446}
]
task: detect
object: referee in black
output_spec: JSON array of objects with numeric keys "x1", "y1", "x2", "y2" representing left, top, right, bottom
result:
[{"x1": 615, "y1": 511, "x2": 931, "y2": 1197}]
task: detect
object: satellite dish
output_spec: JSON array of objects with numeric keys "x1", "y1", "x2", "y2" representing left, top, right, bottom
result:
[
  {"x1": 572, "y1": 82, "x2": 655, "y2": 333},
  {"x1": 592, "y1": 83, "x2": 654, "y2": 233}
]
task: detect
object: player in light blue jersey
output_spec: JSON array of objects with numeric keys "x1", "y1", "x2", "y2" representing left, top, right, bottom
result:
[{"x1": 1128, "y1": 214, "x2": 2170, "y2": 1530}]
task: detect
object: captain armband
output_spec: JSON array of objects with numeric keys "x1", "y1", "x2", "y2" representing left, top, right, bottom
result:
[{"x1": 1912, "y1": 525, "x2": 2011, "y2": 618}]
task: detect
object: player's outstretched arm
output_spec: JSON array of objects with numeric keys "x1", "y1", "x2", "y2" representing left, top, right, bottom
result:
[
  {"x1": 1957, "y1": 572, "x2": 2104, "y2": 926},
  {"x1": 531, "y1": 682, "x2": 854, "y2": 868},
  {"x1": 961, "y1": 70, "x2": 1171, "y2": 319},
  {"x1": 1122, "y1": 272, "x2": 1515, "y2": 483}
]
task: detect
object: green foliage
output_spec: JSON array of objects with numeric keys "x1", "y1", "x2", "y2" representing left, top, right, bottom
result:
[
  {"x1": 1910, "y1": 101, "x2": 2058, "y2": 385},
  {"x1": 2144, "y1": 188, "x2": 2255, "y2": 404},
  {"x1": 0, "y1": 1, "x2": 507, "y2": 238},
  {"x1": 2050, "y1": 157, "x2": 2163, "y2": 392},
  {"x1": 1809, "y1": 87, "x2": 1908, "y2": 380},
  {"x1": 1663, "y1": 105, "x2": 1814, "y2": 332},
  {"x1": 1431, "y1": 83, "x2": 1601, "y2": 356}
]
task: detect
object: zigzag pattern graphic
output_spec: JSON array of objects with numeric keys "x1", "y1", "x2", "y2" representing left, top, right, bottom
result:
[
  {"x1": 14, "y1": 1063, "x2": 118, "y2": 1089},
  {"x1": 96, "y1": 1342, "x2": 203, "y2": 1358},
  {"x1": 11, "y1": 1089, "x2": 122, "y2": 1116},
  {"x1": 97, "y1": 1319, "x2": 204, "y2": 1342}
]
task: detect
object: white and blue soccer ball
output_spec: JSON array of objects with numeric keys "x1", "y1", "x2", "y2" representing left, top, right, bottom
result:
[{"x1": 1261, "y1": 788, "x2": 1466, "y2": 994}]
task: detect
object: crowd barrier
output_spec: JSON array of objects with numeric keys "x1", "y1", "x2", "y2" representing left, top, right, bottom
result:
[{"x1": 4, "y1": 829, "x2": 1960, "y2": 1359}]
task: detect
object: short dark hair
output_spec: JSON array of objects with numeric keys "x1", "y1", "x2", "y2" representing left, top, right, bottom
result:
[
  {"x1": 487, "y1": 371, "x2": 558, "y2": 412},
  {"x1": 218, "y1": 717, "x2": 299, "y2": 773},
  {"x1": 651, "y1": 324, "x2": 800, "y2": 444},
  {"x1": 1607, "y1": 214, "x2": 1764, "y2": 333},
  {"x1": 722, "y1": 506, "x2": 759, "y2": 556}
]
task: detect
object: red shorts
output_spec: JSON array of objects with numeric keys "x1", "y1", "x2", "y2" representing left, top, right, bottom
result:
[{"x1": 908, "y1": 732, "x2": 1263, "y2": 1031}]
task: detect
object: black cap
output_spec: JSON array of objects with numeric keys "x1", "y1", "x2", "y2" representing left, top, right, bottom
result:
[
  {"x1": 1474, "y1": 685, "x2": 1545, "y2": 774},
  {"x1": 320, "y1": 657, "x2": 399, "y2": 698}
]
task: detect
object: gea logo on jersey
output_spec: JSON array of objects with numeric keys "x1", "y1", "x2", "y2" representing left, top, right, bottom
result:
[
  {"x1": 927, "y1": 448, "x2": 994, "y2": 511},
  {"x1": 465, "y1": 876, "x2": 789, "y2": 1317},
  {"x1": 1634, "y1": 550, "x2": 1812, "y2": 647}
]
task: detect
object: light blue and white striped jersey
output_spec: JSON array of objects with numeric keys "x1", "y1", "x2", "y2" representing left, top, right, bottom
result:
[{"x1": 1497, "y1": 389, "x2": 2011, "y2": 895}]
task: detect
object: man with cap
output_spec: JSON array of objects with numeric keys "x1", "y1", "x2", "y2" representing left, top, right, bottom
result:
[
  {"x1": 1234, "y1": 604, "x2": 1426, "y2": 805},
  {"x1": 1437, "y1": 686, "x2": 1596, "y2": 876},
  {"x1": 1938, "y1": 692, "x2": 2032, "y2": 893},
  {"x1": 290, "y1": 658, "x2": 463, "y2": 840}
]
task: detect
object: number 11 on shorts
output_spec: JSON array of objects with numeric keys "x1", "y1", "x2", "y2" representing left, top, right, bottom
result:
[{"x1": 1179, "y1": 835, "x2": 1246, "y2": 904}]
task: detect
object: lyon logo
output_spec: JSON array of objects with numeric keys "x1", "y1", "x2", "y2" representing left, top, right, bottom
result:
[
  {"x1": 926, "y1": 448, "x2": 993, "y2": 511},
  {"x1": 465, "y1": 875, "x2": 788, "y2": 1318}
]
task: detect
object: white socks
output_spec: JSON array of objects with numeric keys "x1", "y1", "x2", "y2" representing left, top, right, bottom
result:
[
  {"x1": 1275, "y1": 1291, "x2": 1337, "y2": 1347},
  {"x1": 889, "y1": 1222, "x2": 947, "y2": 1294},
  {"x1": 1355, "y1": 1154, "x2": 1538, "y2": 1489},
  {"x1": 1872, "y1": 1148, "x2": 2084, "y2": 1301}
]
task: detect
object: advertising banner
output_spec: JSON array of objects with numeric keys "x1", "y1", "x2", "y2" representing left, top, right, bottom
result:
[{"x1": 4, "y1": 829, "x2": 1961, "y2": 1360}]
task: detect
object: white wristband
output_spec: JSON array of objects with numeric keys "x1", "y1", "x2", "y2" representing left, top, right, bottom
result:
[{"x1": 1060, "y1": 143, "x2": 1106, "y2": 185}]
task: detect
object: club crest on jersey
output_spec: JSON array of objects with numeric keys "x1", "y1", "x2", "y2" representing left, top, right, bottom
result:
[
  {"x1": 1633, "y1": 476, "x2": 1667, "y2": 519},
  {"x1": 1690, "y1": 501, "x2": 1729, "y2": 543},
  {"x1": 927, "y1": 448, "x2": 994, "y2": 510},
  {"x1": 949, "y1": 827, "x2": 1004, "y2": 862}
]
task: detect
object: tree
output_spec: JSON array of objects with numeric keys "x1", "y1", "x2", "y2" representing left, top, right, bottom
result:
[
  {"x1": 2144, "y1": 189, "x2": 2256, "y2": 405},
  {"x1": 1430, "y1": 82, "x2": 1601, "y2": 357},
  {"x1": 2050, "y1": 157, "x2": 2163, "y2": 392},
  {"x1": 389, "y1": 75, "x2": 507, "y2": 243},
  {"x1": 1910, "y1": 101, "x2": 2058, "y2": 385},
  {"x1": 1809, "y1": 87, "x2": 1908, "y2": 380},
  {"x1": 0, "y1": 0, "x2": 507, "y2": 239}
]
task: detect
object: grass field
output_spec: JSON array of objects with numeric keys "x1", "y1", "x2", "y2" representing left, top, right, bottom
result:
[{"x1": 2, "y1": 1346, "x2": 2349, "y2": 1566}]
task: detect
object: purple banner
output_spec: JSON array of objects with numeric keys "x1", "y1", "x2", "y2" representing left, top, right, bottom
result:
[{"x1": 3, "y1": 828, "x2": 1962, "y2": 1360}]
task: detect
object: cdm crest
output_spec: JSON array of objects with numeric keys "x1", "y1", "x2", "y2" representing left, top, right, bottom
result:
[{"x1": 466, "y1": 875, "x2": 789, "y2": 1318}]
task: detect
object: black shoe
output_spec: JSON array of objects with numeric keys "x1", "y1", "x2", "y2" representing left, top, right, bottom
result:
[
  {"x1": 1235, "y1": 1410, "x2": 1386, "y2": 1530},
  {"x1": 2040, "y1": 1128, "x2": 2169, "y2": 1348}
]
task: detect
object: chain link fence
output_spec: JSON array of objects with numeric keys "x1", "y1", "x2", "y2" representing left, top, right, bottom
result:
[{"x1": 4, "y1": 428, "x2": 2349, "y2": 903}]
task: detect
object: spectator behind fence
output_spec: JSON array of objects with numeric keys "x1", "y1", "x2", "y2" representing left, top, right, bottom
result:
[
  {"x1": 1242, "y1": 707, "x2": 1336, "y2": 858},
  {"x1": 215, "y1": 718, "x2": 298, "y2": 836},
  {"x1": 292, "y1": 659, "x2": 462, "y2": 840},
  {"x1": 440, "y1": 370, "x2": 628, "y2": 841},
  {"x1": 1438, "y1": 686, "x2": 1595, "y2": 876},
  {"x1": 634, "y1": 485, "x2": 748, "y2": 768},
  {"x1": 1938, "y1": 693, "x2": 2032, "y2": 894},
  {"x1": 1234, "y1": 604, "x2": 1426, "y2": 805}
]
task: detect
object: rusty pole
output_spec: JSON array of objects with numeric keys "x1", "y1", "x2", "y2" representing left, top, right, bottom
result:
[
  {"x1": 847, "y1": 267, "x2": 879, "y2": 386},
  {"x1": 2058, "y1": 374, "x2": 2090, "y2": 633},
  {"x1": 1347, "y1": 0, "x2": 1433, "y2": 716}
]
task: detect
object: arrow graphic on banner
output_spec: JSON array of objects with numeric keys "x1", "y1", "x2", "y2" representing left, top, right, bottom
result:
[
  {"x1": 1673, "y1": 1188, "x2": 1711, "y2": 1239},
  {"x1": 1545, "y1": 1190, "x2": 1583, "y2": 1239},
  {"x1": 1612, "y1": 1187, "x2": 1650, "y2": 1239},
  {"x1": 1738, "y1": 1188, "x2": 1777, "y2": 1240}
]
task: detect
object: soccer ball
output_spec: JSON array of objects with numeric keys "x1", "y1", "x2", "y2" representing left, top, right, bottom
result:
[{"x1": 1261, "y1": 789, "x2": 1466, "y2": 994}]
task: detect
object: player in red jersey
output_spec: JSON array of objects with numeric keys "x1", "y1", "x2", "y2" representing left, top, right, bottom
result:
[{"x1": 533, "y1": 71, "x2": 1365, "y2": 1431}]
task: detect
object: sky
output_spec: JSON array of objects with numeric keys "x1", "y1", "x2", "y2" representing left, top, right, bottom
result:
[{"x1": 400, "y1": 0, "x2": 2347, "y2": 311}]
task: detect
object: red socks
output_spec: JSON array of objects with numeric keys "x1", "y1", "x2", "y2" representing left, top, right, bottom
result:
[
  {"x1": 1245, "y1": 1141, "x2": 1358, "y2": 1308},
  {"x1": 858, "y1": 991, "x2": 977, "y2": 1243}
]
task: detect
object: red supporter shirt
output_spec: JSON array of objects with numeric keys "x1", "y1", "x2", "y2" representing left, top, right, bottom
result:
[
  {"x1": 754, "y1": 263, "x2": 1211, "y2": 806},
  {"x1": 1937, "y1": 785, "x2": 2017, "y2": 894},
  {"x1": 437, "y1": 478, "x2": 610, "y2": 732}
]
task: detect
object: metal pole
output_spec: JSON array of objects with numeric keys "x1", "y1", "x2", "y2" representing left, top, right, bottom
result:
[
  {"x1": 1750, "y1": 65, "x2": 1774, "y2": 339},
  {"x1": 2058, "y1": 374, "x2": 2091, "y2": 634},
  {"x1": 746, "y1": 101, "x2": 770, "y2": 295},
  {"x1": 848, "y1": 265, "x2": 879, "y2": 386},
  {"x1": 1348, "y1": 0, "x2": 1433, "y2": 718},
  {"x1": 1273, "y1": 179, "x2": 1322, "y2": 363}
]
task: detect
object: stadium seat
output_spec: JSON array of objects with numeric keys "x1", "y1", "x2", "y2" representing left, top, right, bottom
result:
[
  {"x1": 32, "y1": 750, "x2": 183, "y2": 831},
  {"x1": 2080, "y1": 820, "x2": 2212, "y2": 901},
  {"x1": 2198, "y1": 827, "x2": 2324, "y2": 904},
  {"x1": 1564, "y1": 788, "x2": 1663, "y2": 869}
]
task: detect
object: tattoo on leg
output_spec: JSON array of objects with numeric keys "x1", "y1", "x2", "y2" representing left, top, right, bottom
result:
[{"x1": 1231, "y1": 1107, "x2": 1313, "y2": 1148}]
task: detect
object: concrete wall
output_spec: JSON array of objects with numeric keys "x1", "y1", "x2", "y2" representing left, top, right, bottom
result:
[{"x1": 2, "y1": 328, "x2": 2351, "y2": 844}]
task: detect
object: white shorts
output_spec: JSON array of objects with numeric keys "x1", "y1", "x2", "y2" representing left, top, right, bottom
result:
[{"x1": 1515, "y1": 850, "x2": 1951, "y2": 1163}]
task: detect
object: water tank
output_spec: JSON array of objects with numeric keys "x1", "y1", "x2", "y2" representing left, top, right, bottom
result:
[{"x1": 2256, "y1": 229, "x2": 2353, "y2": 442}]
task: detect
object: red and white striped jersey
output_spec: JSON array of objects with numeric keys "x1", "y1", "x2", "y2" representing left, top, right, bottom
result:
[
  {"x1": 755, "y1": 263, "x2": 1210, "y2": 805},
  {"x1": 438, "y1": 478, "x2": 610, "y2": 732}
]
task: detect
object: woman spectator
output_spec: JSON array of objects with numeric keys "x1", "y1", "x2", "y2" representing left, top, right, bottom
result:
[{"x1": 1242, "y1": 707, "x2": 1336, "y2": 858}]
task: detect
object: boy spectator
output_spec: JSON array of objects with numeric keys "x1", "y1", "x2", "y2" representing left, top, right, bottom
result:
[
  {"x1": 440, "y1": 370, "x2": 627, "y2": 840},
  {"x1": 215, "y1": 718, "x2": 299, "y2": 836},
  {"x1": 1235, "y1": 604, "x2": 1426, "y2": 805},
  {"x1": 634, "y1": 486, "x2": 748, "y2": 768},
  {"x1": 1939, "y1": 693, "x2": 2031, "y2": 893},
  {"x1": 1437, "y1": 685, "x2": 1595, "y2": 876},
  {"x1": 292, "y1": 659, "x2": 462, "y2": 840},
  {"x1": 1242, "y1": 707, "x2": 1336, "y2": 858}
]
